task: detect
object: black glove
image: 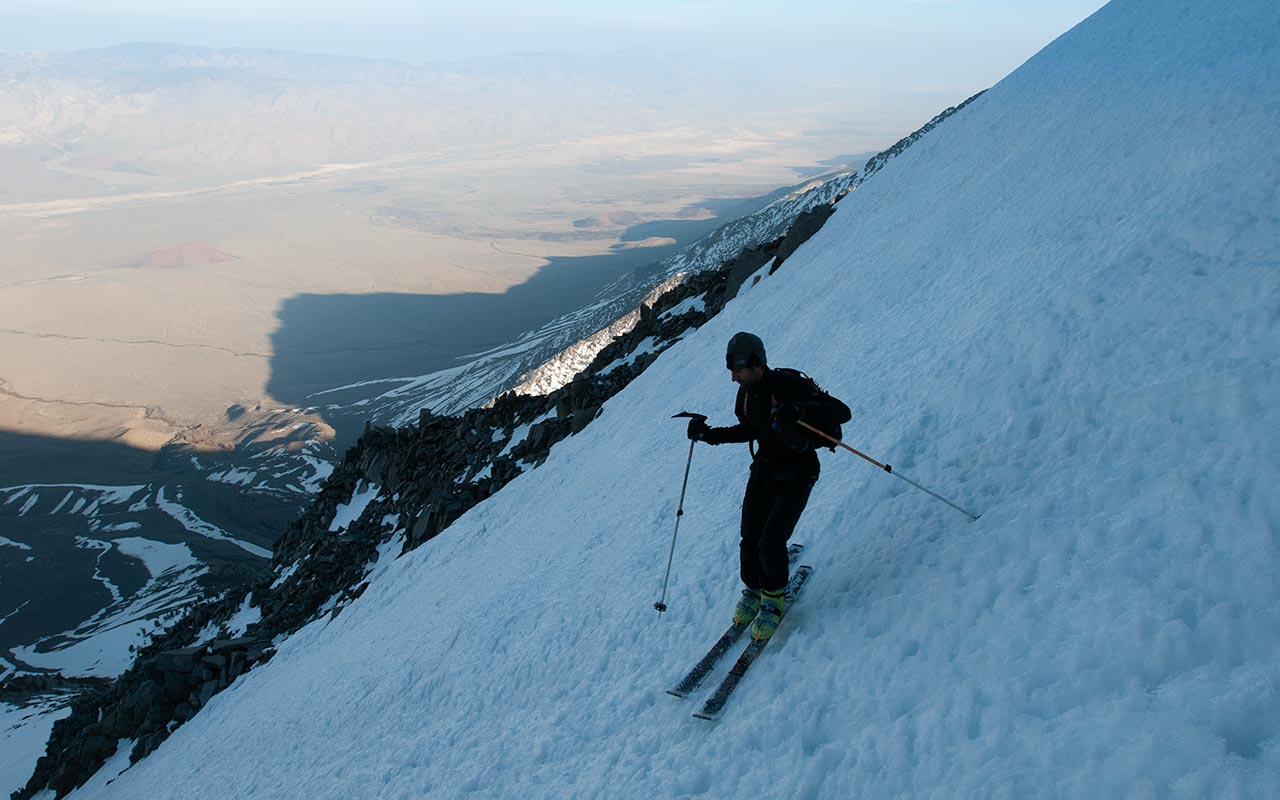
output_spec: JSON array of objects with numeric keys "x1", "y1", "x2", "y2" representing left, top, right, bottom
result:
[
  {"x1": 772, "y1": 402, "x2": 804, "y2": 425},
  {"x1": 687, "y1": 418, "x2": 710, "y2": 441}
]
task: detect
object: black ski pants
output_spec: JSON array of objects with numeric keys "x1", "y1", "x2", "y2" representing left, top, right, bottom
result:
[{"x1": 739, "y1": 467, "x2": 814, "y2": 592}]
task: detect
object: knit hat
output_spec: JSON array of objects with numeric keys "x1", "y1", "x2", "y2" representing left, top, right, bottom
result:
[{"x1": 725, "y1": 332, "x2": 767, "y2": 370}]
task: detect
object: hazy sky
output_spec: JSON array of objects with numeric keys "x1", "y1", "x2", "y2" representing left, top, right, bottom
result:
[{"x1": 5, "y1": 0, "x2": 1108, "y2": 91}]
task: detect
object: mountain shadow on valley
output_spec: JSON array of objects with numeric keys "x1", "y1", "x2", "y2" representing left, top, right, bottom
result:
[{"x1": 265, "y1": 187, "x2": 792, "y2": 435}]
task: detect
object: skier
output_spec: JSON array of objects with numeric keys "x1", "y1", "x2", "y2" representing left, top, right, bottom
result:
[{"x1": 686, "y1": 332, "x2": 851, "y2": 640}]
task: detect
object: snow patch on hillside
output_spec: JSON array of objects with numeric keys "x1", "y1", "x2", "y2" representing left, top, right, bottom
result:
[
  {"x1": 328, "y1": 482, "x2": 380, "y2": 533},
  {"x1": 13, "y1": 535, "x2": 211, "y2": 678},
  {"x1": 155, "y1": 487, "x2": 270, "y2": 558},
  {"x1": 114, "y1": 537, "x2": 198, "y2": 578},
  {"x1": 224, "y1": 594, "x2": 262, "y2": 638}
]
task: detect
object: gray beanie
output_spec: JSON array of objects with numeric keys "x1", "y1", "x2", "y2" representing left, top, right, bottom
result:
[{"x1": 725, "y1": 332, "x2": 767, "y2": 369}]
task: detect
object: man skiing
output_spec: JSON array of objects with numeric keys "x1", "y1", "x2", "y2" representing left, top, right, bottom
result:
[{"x1": 687, "y1": 332, "x2": 851, "y2": 640}]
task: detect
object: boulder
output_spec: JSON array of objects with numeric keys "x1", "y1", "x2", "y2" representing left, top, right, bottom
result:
[{"x1": 151, "y1": 646, "x2": 203, "y2": 673}]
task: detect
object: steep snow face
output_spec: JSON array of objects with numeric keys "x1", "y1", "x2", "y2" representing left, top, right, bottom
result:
[{"x1": 74, "y1": 2, "x2": 1280, "y2": 798}]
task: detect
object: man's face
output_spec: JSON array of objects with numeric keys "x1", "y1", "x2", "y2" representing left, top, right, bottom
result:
[{"x1": 730, "y1": 365, "x2": 766, "y2": 386}]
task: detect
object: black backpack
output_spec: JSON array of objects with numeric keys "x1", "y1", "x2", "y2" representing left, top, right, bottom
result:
[{"x1": 771, "y1": 367, "x2": 843, "y2": 451}]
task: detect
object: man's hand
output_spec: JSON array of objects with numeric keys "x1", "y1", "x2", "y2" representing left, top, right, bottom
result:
[{"x1": 687, "y1": 418, "x2": 711, "y2": 441}]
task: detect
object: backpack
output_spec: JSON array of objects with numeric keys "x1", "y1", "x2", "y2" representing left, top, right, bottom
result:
[{"x1": 771, "y1": 367, "x2": 843, "y2": 451}]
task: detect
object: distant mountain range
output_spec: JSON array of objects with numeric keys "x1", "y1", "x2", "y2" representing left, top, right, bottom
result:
[{"x1": 0, "y1": 43, "x2": 774, "y2": 171}]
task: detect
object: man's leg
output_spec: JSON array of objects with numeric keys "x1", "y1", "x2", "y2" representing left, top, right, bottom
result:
[
  {"x1": 756, "y1": 477, "x2": 814, "y2": 591},
  {"x1": 738, "y1": 469, "x2": 770, "y2": 589},
  {"x1": 750, "y1": 477, "x2": 815, "y2": 640}
]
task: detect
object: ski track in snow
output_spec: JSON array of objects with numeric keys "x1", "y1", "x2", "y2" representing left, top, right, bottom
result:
[{"x1": 68, "y1": 2, "x2": 1280, "y2": 798}]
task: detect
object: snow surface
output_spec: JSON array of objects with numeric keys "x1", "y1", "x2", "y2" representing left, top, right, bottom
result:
[
  {"x1": 76, "y1": 537, "x2": 122, "y2": 604},
  {"x1": 328, "y1": 481, "x2": 380, "y2": 533},
  {"x1": 113, "y1": 537, "x2": 198, "y2": 578},
  {"x1": 0, "y1": 484, "x2": 147, "y2": 506},
  {"x1": 205, "y1": 467, "x2": 258, "y2": 487},
  {"x1": 659, "y1": 294, "x2": 707, "y2": 320},
  {"x1": 291, "y1": 453, "x2": 335, "y2": 494},
  {"x1": 71, "y1": 2, "x2": 1280, "y2": 798},
  {"x1": 223, "y1": 593, "x2": 262, "y2": 638}
]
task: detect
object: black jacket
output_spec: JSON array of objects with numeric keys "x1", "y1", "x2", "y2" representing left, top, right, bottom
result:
[{"x1": 703, "y1": 367, "x2": 851, "y2": 481}]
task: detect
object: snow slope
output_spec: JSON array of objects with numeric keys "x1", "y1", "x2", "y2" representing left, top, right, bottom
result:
[
  {"x1": 2, "y1": 702, "x2": 70, "y2": 799},
  {"x1": 72, "y1": 1, "x2": 1280, "y2": 798}
]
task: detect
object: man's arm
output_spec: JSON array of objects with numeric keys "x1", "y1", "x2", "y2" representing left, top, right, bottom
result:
[
  {"x1": 701, "y1": 420, "x2": 753, "y2": 445},
  {"x1": 688, "y1": 387, "x2": 753, "y2": 444}
]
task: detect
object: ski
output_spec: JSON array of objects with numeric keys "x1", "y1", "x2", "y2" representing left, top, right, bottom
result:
[
  {"x1": 667, "y1": 544, "x2": 804, "y2": 699},
  {"x1": 693, "y1": 564, "x2": 814, "y2": 721}
]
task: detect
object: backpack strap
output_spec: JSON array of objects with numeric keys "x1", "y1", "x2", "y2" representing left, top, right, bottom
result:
[{"x1": 739, "y1": 386, "x2": 757, "y2": 458}]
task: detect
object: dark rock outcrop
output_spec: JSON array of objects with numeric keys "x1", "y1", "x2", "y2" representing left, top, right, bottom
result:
[{"x1": 16, "y1": 637, "x2": 274, "y2": 798}]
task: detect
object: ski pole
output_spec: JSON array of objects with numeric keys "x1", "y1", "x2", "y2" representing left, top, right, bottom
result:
[
  {"x1": 798, "y1": 421, "x2": 980, "y2": 521},
  {"x1": 655, "y1": 412, "x2": 707, "y2": 615}
]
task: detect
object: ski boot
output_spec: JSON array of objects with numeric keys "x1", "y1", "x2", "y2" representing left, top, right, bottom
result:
[
  {"x1": 732, "y1": 588, "x2": 761, "y2": 625},
  {"x1": 750, "y1": 589, "x2": 786, "y2": 640}
]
